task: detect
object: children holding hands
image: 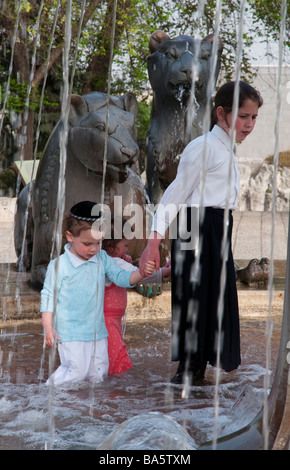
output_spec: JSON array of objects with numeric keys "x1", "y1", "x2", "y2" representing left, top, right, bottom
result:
[{"x1": 41, "y1": 201, "x2": 155, "y2": 385}]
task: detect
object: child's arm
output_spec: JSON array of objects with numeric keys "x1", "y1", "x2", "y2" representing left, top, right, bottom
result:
[
  {"x1": 42, "y1": 311, "x2": 60, "y2": 347},
  {"x1": 136, "y1": 260, "x2": 171, "y2": 285},
  {"x1": 161, "y1": 260, "x2": 171, "y2": 279},
  {"x1": 129, "y1": 261, "x2": 155, "y2": 285}
]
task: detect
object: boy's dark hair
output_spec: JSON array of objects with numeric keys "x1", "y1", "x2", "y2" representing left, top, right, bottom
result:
[
  {"x1": 62, "y1": 215, "x2": 92, "y2": 238},
  {"x1": 211, "y1": 80, "x2": 263, "y2": 128}
]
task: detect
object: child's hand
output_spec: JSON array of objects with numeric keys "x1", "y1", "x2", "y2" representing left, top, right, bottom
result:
[
  {"x1": 42, "y1": 312, "x2": 60, "y2": 347},
  {"x1": 45, "y1": 328, "x2": 60, "y2": 347},
  {"x1": 144, "y1": 260, "x2": 155, "y2": 277},
  {"x1": 123, "y1": 254, "x2": 132, "y2": 263},
  {"x1": 161, "y1": 259, "x2": 171, "y2": 278}
]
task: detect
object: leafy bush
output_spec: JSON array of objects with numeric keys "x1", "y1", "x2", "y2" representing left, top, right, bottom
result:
[
  {"x1": 0, "y1": 167, "x2": 18, "y2": 196},
  {"x1": 265, "y1": 150, "x2": 290, "y2": 168}
]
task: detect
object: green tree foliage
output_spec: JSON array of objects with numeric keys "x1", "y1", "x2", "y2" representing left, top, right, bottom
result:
[
  {"x1": 0, "y1": 0, "x2": 288, "y2": 176},
  {"x1": 248, "y1": 0, "x2": 290, "y2": 47}
]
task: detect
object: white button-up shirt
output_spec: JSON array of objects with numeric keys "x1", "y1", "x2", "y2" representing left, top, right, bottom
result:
[{"x1": 152, "y1": 125, "x2": 240, "y2": 237}]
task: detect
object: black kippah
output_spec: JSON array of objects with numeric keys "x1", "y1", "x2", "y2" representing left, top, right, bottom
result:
[{"x1": 70, "y1": 201, "x2": 102, "y2": 222}]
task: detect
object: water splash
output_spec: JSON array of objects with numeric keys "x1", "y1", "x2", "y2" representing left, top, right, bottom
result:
[
  {"x1": 0, "y1": 317, "x2": 278, "y2": 449},
  {"x1": 98, "y1": 412, "x2": 197, "y2": 450},
  {"x1": 0, "y1": 0, "x2": 288, "y2": 452},
  {"x1": 263, "y1": 0, "x2": 288, "y2": 449},
  {"x1": 212, "y1": 0, "x2": 247, "y2": 449},
  {"x1": 0, "y1": 0, "x2": 21, "y2": 137}
]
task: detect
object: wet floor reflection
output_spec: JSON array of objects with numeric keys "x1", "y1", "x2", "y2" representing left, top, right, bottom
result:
[{"x1": 0, "y1": 312, "x2": 282, "y2": 450}]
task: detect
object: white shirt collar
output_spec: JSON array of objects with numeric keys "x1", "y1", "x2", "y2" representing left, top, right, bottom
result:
[
  {"x1": 64, "y1": 243, "x2": 98, "y2": 267},
  {"x1": 211, "y1": 125, "x2": 236, "y2": 154}
]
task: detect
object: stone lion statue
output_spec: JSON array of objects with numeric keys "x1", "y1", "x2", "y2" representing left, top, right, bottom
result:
[
  {"x1": 14, "y1": 92, "x2": 150, "y2": 288},
  {"x1": 146, "y1": 30, "x2": 223, "y2": 204}
]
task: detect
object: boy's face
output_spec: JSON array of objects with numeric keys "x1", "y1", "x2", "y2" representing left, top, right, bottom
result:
[{"x1": 66, "y1": 228, "x2": 103, "y2": 261}]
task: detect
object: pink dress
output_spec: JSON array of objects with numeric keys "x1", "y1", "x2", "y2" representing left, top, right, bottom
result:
[{"x1": 104, "y1": 283, "x2": 133, "y2": 374}]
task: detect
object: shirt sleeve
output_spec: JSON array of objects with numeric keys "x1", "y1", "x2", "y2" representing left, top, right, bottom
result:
[
  {"x1": 151, "y1": 137, "x2": 205, "y2": 236},
  {"x1": 112, "y1": 257, "x2": 138, "y2": 272},
  {"x1": 139, "y1": 269, "x2": 163, "y2": 285},
  {"x1": 107, "y1": 256, "x2": 162, "y2": 285},
  {"x1": 105, "y1": 257, "x2": 137, "y2": 286},
  {"x1": 40, "y1": 260, "x2": 57, "y2": 313},
  {"x1": 102, "y1": 251, "x2": 133, "y2": 287}
]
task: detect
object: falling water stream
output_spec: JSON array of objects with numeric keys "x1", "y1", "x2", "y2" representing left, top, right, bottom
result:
[
  {"x1": 0, "y1": 302, "x2": 283, "y2": 450},
  {"x1": 0, "y1": 0, "x2": 288, "y2": 451}
]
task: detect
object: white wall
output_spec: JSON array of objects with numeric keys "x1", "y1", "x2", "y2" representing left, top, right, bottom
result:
[{"x1": 236, "y1": 65, "x2": 290, "y2": 163}]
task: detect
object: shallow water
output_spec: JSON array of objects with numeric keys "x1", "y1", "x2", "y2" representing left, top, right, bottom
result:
[{"x1": 0, "y1": 314, "x2": 282, "y2": 450}]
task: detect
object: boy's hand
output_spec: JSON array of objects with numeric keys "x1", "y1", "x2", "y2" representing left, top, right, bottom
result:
[
  {"x1": 42, "y1": 311, "x2": 60, "y2": 347},
  {"x1": 144, "y1": 260, "x2": 155, "y2": 277},
  {"x1": 139, "y1": 233, "x2": 162, "y2": 276},
  {"x1": 45, "y1": 328, "x2": 60, "y2": 347}
]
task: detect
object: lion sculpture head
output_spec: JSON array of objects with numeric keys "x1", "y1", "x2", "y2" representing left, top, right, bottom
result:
[{"x1": 146, "y1": 30, "x2": 223, "y2": 204}]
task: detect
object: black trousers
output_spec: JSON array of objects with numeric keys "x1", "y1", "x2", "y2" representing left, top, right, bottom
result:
[{"x1": 171, "y1": 207, "x2": 241, "y2": 372}]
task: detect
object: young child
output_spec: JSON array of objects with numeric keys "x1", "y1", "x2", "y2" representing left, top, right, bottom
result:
[
  {"x1": 102, "y1": 216, "x2": 171, "y2": 375},
  {"x1": 41, "y1": 201, "x2": 154, "y2": 386}
]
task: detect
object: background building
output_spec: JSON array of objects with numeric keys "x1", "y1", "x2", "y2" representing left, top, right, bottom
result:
[{"x1": 237, "y1": 65, "x2": 290, "y2": 163}]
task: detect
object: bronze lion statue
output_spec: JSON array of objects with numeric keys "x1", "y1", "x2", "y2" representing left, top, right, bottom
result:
[
  {"x1": 146, "y1": 30, "x2": 223, "y2": 204},
  {"x1": 14, "y1": 92, "x2": 150, "y2": 288}
]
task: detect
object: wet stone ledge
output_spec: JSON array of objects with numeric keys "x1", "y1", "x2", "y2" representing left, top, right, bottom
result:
[
  {"x1": 0, "y1": 263, "x2": 172, "y2": 324},
  {"x1": 0, "y1": 263, "x2": 285, "y2": 325}
]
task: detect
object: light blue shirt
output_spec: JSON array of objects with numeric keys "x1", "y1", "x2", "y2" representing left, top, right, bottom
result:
[{"x1": 40, "y1": 244, "x2": 133, "y2": 342}]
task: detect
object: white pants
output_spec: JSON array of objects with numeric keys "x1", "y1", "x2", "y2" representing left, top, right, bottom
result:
[{"x1": 46, "y1": 339, "x2": 109, "y2": 385}]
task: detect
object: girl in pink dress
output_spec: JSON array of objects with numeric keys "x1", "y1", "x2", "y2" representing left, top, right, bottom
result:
[{"x1": 102, "y1": 221, "x2": 171, "y2": 375}]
